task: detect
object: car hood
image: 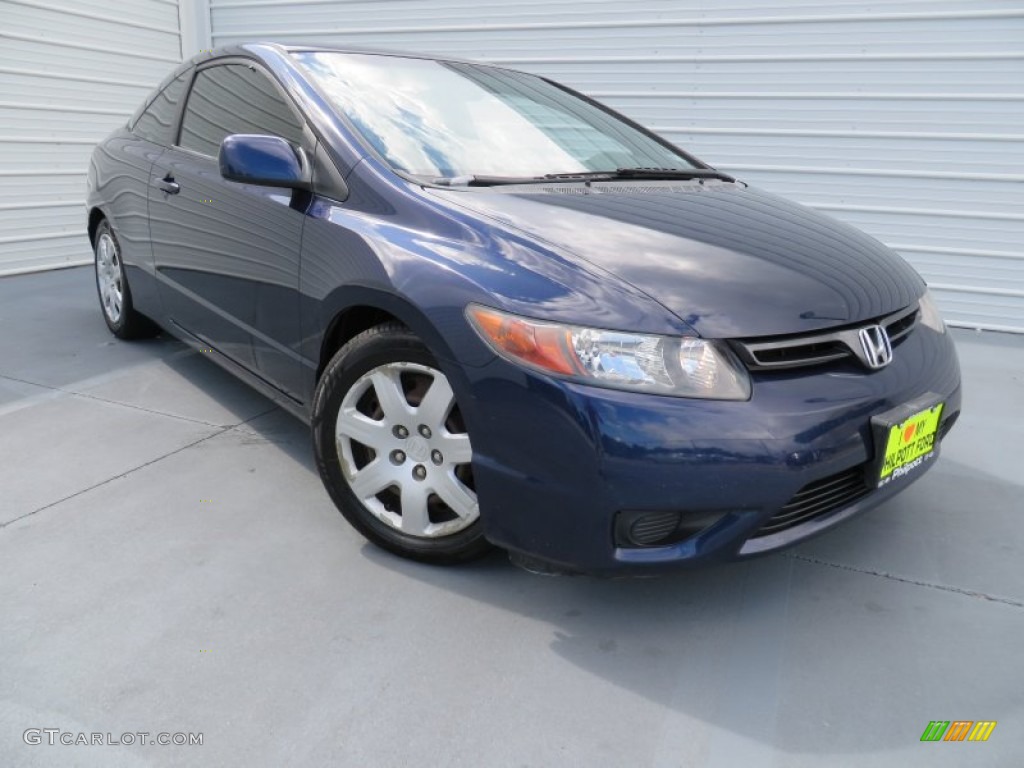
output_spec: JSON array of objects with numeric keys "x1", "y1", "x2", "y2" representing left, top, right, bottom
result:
[{"x1": 427, "y1": 182, "x2": 924, "y2": 338}]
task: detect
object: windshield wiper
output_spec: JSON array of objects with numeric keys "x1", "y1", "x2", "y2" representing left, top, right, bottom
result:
[
  {"x1": 430, "y1": 167, "x2": 735, "y2": 187},
  {"x1": 431, "y1": 174, "x2": 544, "y2": 187},
  {"x1": 548, "y1": 167, "x2": 733, "y2": 183}
]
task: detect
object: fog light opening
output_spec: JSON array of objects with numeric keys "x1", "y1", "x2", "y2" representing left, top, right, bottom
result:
[{"x1": 615, "y1": 510, "x2": 728, "y2": 548}]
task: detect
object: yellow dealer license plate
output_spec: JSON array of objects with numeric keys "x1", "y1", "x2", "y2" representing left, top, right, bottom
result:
[{"x1": 876, "y1": 402, "x2": 944, "y2": 487}]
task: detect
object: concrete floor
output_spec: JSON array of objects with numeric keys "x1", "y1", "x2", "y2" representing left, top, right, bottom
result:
[{"x1": 1, "y1": 265, "x2": 1022, "y2": 767}]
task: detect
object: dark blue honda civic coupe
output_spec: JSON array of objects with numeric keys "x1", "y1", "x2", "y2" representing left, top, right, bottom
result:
[{"x1": 86, "y1": 43, "x2": 960, "y2": 574}]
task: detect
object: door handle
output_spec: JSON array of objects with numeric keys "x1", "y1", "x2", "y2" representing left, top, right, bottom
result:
[{"x1": 157, "y1": 176, "x2": 180, "y2": 195}]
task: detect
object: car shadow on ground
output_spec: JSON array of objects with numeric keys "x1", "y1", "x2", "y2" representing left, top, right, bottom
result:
[{"x1": 349, "y1": 458, "x2": 1023, "y2": 758}]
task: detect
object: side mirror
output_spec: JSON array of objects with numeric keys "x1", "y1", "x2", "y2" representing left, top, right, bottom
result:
[{"x1": 218, "y1": 134, "x2": 310, "y2": 189}]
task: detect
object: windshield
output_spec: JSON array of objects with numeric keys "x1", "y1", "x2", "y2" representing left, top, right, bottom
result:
[{"x1": 293, "y1": 52, "x2": 698, "y2": 179}]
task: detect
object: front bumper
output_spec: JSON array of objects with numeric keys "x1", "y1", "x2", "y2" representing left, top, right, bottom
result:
[{"x1": 459, "y1": 325, "x2": 961, "y2": 575}]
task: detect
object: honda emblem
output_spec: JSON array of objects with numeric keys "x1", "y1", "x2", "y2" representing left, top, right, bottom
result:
[{"x1": 858, "y1": 325, "x2": 893, "y2": 369}]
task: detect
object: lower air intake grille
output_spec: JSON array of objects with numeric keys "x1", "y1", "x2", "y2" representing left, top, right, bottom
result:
[{"x1": 753, "y1": 466, "x2": 870, "y2": 538}]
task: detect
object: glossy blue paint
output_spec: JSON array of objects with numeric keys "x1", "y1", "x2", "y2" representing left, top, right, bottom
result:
[
  {"x1": 86, "y1": 43, "x2": 962, "y2": 573},
  {"x1": 431, "y1": 182, "x2": 926, "y2": 338},
  {"x1": 219, "y1": 134, "x2": 310, "y2": 189}
]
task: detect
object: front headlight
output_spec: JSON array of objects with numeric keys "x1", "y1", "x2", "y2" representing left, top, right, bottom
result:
[
  {"x1": 918, "y1": 290, "x2": 946, "y2": 334},
  {"x1": 466, "y1": 304, "x2": 751, "y2": 400}
]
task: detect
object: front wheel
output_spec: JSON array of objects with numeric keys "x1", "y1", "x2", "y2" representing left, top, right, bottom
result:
[{"x1": 312, "y1": 322, "x2": 491, "y2": 564}]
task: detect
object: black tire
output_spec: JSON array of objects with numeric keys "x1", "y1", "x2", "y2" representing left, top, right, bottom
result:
[
  {"x1": 93, "y1": 219, "x2": 159, "y2": 340},
  {"x1": 312, "y1": 322, "x2": 491, "y2": 564}
]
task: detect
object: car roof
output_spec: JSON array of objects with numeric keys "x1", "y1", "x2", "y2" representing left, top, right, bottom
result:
[
  {"x1": 183, "y1": 41, "x2": 516, "y2": 72},
  {"x1": 280, "y1": 42, "x2": 479, "y2": 62}
]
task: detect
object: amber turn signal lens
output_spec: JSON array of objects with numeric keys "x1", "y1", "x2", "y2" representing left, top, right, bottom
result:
[{"x1": 467, "y1": 305, "x2": 579, "y2": 375}]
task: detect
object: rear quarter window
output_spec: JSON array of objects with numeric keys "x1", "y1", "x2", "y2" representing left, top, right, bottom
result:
[{"x1": 133, "y1": 71, "x2": 192, "y2": 146}]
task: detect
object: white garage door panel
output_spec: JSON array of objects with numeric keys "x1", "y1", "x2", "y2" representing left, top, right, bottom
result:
[
  {"x1": 209, "y1": 0, "x2": 1017, "y2": 30},
  {"x1": 0, "y1": 105, "x2": 138, "y2": 138},
  {"x1": 0, "y1": 205, "x2": 83, "y2": 238},
  {"x1": 210, "y1": 0, "x2": 707, "y2": 32},
  {"x1": 0, "y1": 142, "x2": 94, "y2": 171},
  {"x1": 23, "y1": 0, "x2": 182, "y2": 29},
  {"x1": 817, "y1": 211, "x2": 1024, "y2": 254},
  {"x1": 623, "y1": 101, "x2": 1022, "y2": 136},
  {"x1": 910, "y1": 252, "x2": 1024, "y2": 294},
  {"x1": 738, "y1": 174, "x2": 1023, "y2": 217},
  {"x1": 0, "y1": 235, "x2": 91, "y2": 275},
  {"x1": 0, "y1": 35, "x2": 179, "y2": 79},
  {"x1": 213, "y1": 17, "x2": 1021, "y2": 57},
  {"x1": 937, "y1": 293, "x2": 1024, "y2": 334},
  {"x1": 2, "y1": 2, "x2": 180, "y2": 51},
  {"x1": 494, "y1": 60, "x2": 1018, "y2": 94},
  {"x1": 2, "y1": 71, "x2": 154, "y2": 110},
  {"x1": 902, "y1": 276, "x2": 1022, "y2": 326},
  {"x1": 670, "y1": 134, "x2": 1018, "y2": 176},
  {"x1": 665, "y1": 0, "x2": 1013, "y2": 17},
  {"x1": 0, "y1": 173, "x2": 84, "y2": 206},
  {"x1": 0, "y1": 0, "x2": 183, "y2": 274},
  {"x1": 616, "y1": 96, "x2": 1022, "y2": 124}
]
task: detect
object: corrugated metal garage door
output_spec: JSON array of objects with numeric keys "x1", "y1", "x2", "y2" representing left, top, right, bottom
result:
[
  {"x1": 0, "y1": 0, "x2": 183, "y2": 275},
  {"x1": 209, "y1": 0, "x2": 1024, "y2": 333}
]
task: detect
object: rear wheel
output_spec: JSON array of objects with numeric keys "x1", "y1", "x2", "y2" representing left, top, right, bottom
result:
[
  {"x1": 93, "y1": 219, "x2": 158, "y2": 339},
  {"x1": 312, "y1": 322, "x2": 490, "y2": 564}
]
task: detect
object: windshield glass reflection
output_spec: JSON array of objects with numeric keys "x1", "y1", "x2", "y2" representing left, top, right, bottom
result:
[{"x1": 294, "y1": 52, "x2": 695, "y2": 179}]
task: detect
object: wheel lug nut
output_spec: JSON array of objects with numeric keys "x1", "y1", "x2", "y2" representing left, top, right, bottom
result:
[
  {"x1": 418, "y1": 425, "x2": 432, "y2": 439},
  {"x1": 413, "y1": 464, "x2": 427, "y2": 480},
  {"x1": 393, "y1": 425, "x2": 408, "y2": 439},
  {"x1": 431, "y1": 450, "x2": 443, "y2": 465},
  {"x1": 391, "y1": 450, "x2": 406, "y2": 465}
]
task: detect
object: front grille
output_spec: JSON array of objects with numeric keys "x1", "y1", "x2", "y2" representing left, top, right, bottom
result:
[
  {"x1": 885, "y1": 307, "x2": 919, "y2": 342},
  {"x1": 732, "y1": 304, "x2": 919, "y2": 372},
  {"x1": 745, "y1": 339, "x2": 849, "y2": 368},
  {"x1": 753, "y1": 466, "x2": 870, "y2": 538}
]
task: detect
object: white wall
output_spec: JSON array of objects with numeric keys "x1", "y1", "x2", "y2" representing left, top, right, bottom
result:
[
  {"x1": 0, "y1": 0, "x2": 185, "y2": 275},
  {"x1": 209, "y1": 0, "x2": 1024, "y2": 333}
]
